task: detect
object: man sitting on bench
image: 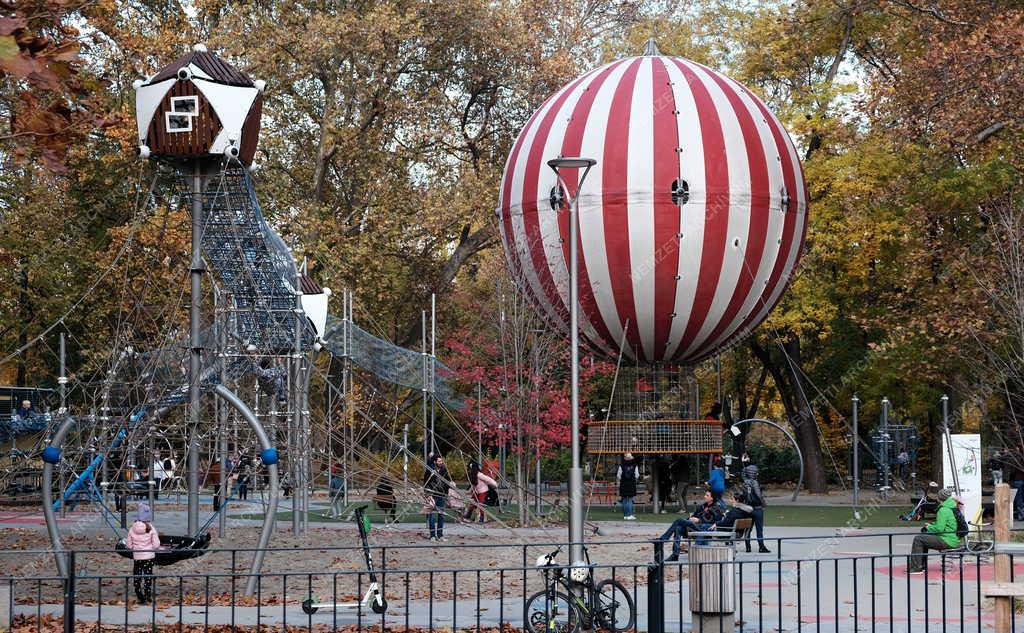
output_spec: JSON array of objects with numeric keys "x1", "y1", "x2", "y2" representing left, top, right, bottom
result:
[
  {"x1": 659, "y1": 490, "x2": 725, "y2": 561},
  {"x1": 908, "y1": 487, "x2": 961, "y2": 574}
]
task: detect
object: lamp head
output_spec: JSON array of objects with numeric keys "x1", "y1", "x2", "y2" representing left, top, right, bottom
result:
[{"x1": 547, "y1": 156, "x2": 597, "y2": 170}]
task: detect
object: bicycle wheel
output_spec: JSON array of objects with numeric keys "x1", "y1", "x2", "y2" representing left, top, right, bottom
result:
[
  {"x1": 524, "y1": 590, "x2": 582, "y2": 633},
  {"x1": 594, "y1": 579, "x2": 635, "y2": 632}
]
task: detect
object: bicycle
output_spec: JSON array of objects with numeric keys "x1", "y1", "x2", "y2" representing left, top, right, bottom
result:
[{"x1": 523, "y1": 545, "x2": 635, "y2": 633}]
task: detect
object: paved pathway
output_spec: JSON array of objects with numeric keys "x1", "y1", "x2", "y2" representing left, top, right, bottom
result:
[{"x1": 6, "y1": 498, "x2": 1024, "y2": 631}]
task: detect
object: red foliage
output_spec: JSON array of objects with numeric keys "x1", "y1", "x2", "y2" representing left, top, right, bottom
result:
[{"x1": 444, "y1": 300, "x2": 614, "y2": 458}]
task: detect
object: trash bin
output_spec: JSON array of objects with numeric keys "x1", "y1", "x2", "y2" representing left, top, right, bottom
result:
[{"x1": 688, "y1": 536, "x2": 736, "y2": 633}]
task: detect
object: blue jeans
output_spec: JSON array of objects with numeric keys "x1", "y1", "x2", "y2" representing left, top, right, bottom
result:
[
  {"x1": 659, "y1": 519, "x2": 712, "y2": 556},
  {"x1": 428, "y1": 495, "x2": 447, "y2": 538},
  {"x1": 1013, "y1": 481, "x2": 1024, "y2": 519},
  {"x1": 622, "y1": 496, "x2": 634, "y2": 518}
]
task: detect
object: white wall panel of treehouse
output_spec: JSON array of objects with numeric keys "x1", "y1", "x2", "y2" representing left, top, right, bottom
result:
[
  {"x1": 135, "y1": 79, "x2": 175, "y2": 143},
  {"x1": 193, "y1": 79, "x2": 259, "y2": 153}
]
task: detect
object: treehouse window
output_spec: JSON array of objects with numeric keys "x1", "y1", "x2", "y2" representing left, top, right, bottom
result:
[{"x1": 166, "y1": 96, "x2": 198, "y2": 133}]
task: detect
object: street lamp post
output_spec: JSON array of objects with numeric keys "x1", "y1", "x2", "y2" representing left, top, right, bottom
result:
[{"x1": 547, "y1": 156, "x2": 597, "y2": 567}]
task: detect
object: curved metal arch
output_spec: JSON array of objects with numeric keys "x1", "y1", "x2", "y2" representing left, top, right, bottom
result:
[
  {"x1": 42, "y1": 386, "x2": 278, "y2": 596},
  {"x1": 731, "y1": 418, "x2": 804, "y2": 501}
]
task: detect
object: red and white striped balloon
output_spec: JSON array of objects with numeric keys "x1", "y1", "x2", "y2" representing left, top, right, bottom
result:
[{"x1": 496, "y1": 50, "x2": 808, "y2": 364}]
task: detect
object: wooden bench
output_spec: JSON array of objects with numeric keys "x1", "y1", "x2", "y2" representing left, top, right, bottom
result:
[{"x1": 733, "y1": 518, "x2": 754, "y2": 551}]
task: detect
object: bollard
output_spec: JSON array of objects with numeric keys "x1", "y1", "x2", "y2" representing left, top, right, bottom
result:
[
  {"x1": 63, "y1": 550, "x2": 75, "y2": 633},
  {"x1": 688, "y1": 534, "x2": 736, "y2": 633},
  {"x1": 648, "y1": 540, "x2": 666, "y2": 633}
]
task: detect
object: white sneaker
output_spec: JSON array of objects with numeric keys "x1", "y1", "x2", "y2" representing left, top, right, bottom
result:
[{"x1": 625, "y1": 515, "x2": 637, "y2": 520}]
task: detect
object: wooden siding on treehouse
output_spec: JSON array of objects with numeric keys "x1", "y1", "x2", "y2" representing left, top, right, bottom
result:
[
  {"x1": 238, "y1": 93, "x2": 262, "y2": 164},
  {"x1": 147, "y1": 80, "x2": 221, "y2": 157}
]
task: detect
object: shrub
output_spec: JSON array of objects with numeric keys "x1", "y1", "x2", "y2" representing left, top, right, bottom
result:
[{"x1": 746, "y1": 443, "x2": 801, "y2": 484}]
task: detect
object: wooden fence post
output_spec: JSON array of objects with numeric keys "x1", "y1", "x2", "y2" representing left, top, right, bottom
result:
[{"x1": 994, "y1": 483, "x2": 1011, "y2": 633}]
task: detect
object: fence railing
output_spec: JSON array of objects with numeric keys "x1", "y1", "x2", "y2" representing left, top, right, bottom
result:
[{"x1": 0, "y1": 537, "x2": 1019, "y2": 632}]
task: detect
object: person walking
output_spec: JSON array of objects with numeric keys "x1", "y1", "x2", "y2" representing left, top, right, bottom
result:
[
  {"x1": 329, "y1": 462, "x2": 345, "y2": 518},
  {"x1": 617, "y1": 453, "x2": 639, "y2": 520},
  {"x1": 908, "y1": 487, "x2": 961, "y2": 573},
  {"x1": 741, "y1": 464, "x2": 770, "y2": 552},
  {"x1": 659, "y1": 490, "x2": 725, "y2": 561},
  {"x1": 151, "y1": 454, "x2": 165, "y2": 500},
  {"x1": 464, "y1": 460, "x2": 498, "y2": 523},
  {"x1": 236, "y1": 466, "x2": 250, "y2": 500},
  {"x1": 424, "y1": 454, "x2": 451, "y2": 541},
  {"x1": 125, "y1": 503, "x2": 161, "y2": 604},
  {"x1": 708, "y1": 455, "x2": 726, "y2": 501},
  {"x1": 207, "y1": 459, "x2": 222, "y2": 511},
  {"x1": 375, "y1": 476, "x2": 397, "y2": 524}
]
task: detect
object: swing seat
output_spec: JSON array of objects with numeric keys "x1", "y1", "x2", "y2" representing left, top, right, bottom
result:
[{"x1": 115, "y1": 532, "x2": 212, "y2": 566}]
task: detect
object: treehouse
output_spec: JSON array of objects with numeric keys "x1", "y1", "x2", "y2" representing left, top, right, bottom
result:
[{"x1": 133, "y1": 44, "x2": 265, "y2": 165}]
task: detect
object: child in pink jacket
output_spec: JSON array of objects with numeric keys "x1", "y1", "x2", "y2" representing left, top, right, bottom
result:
[
  {"x1": 125, "y1": 503, "x2": 160, "y2": 603},
  {"x1": 463, "y1": 460, "x2": 497, "y2": 523}
]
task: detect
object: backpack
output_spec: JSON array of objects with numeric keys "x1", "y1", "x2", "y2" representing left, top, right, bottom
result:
[
  {"x1": 952, "y1": 506, "x2": 969, "y2": 539},
  {"x1": 484, "y1": 486, "x2": 499, "y2": 507},
  {"x1": 742, "y1": 482, "x2": 764, "y2": 508}
]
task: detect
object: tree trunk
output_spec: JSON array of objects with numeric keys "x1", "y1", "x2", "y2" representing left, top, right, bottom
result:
[{"x1": 750, "y1": 338, "x2": 830, "y2": 493}]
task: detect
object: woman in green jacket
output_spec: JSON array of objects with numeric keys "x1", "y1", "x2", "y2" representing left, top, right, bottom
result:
[{"x1": 908, "y1": 488, "x2": 961, "y2": 574}]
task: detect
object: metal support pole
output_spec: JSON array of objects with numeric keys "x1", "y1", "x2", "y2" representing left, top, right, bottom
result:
[
  {"x1": 535, "y1": 448, "x2": 542, "y2": 515},
  {"x1": 301, "y1": 359, "x2": 313, "y2": 531},
  {"x1": 647, "y1": 541, "x2": 665, "y2": 633},
  {"x1": 343, "y1": 290, "x2": 353, "y2": 508},
  {"x1": 548, "y1": 157, "x2": 596, "y2": 568},
  {"x1": 942, "y1": 394, "x2": 961, "y2": 495},
  {"x1": 402, "y1": 422, "x2": 409, "y2": 485},
  {"x1": 421, "y1": 309, "x2": 428, "y2": 462},
  {"x1": 218, "y1": 313, "x2": 229, "y2": 534},
  {"x1": 880, "y1": 397, "x2": 890, "y2": 499},
  {"x1": 498, "y1": 424, "x2": 506, "y2": 480},
  {"x1": 212, "y1": 385, "x2": 280, "y2": 596},
  {"x1": 852, "y1": 395, "x2": 860, "y2": 520},
  {"x1": 58, "y1": 333, "x2": 67, "y2": 413},
  {"x1": 477, "y1": 381, "x2": 483, "y2": 465},
  {"x1": 187, "y1": 162, "x2": 204, "y2": 536},
  {"x1": 569, "y1": 180, "x2": 583, "y2": 565},
  {"x1": 292, "y1": 276, "x2": 303, "y2": 535},
  {"x1": 430, "y1": 293, "x2": 436, "y2": 455},
  {"x1": 344, "y1": 288, "x2": 352, "y2": 505},
  {"x1": 59, "y1": 332, "x2": 67, "y2": 519}
]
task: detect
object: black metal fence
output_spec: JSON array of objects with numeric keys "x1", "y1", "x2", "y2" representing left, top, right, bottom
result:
[{"x1": 0, "y1": 533, "x2": 1019, "y2": 632}]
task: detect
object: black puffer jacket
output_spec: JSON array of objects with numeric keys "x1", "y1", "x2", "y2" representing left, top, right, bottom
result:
[{"x1": 424, "y1": 464, "x2": 451, "y2": 497}]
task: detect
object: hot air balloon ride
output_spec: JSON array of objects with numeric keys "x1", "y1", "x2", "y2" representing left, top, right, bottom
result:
[{"x1": 496, "y1": 40, "x2": 808, "y2": 468}]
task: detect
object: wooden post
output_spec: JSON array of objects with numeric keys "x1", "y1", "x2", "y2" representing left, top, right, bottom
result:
[{"x1": 995, "y1": 483, "x2": 1011, "y2": 633}]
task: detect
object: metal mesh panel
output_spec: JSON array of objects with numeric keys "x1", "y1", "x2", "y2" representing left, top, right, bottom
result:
[
  {"x1": 177, "y1": 166, "x2": 311, "y2": 352},
  {"x1": 586, "y1": 420, "x2": 722, "y2": 454},
  {"x1": 609, "y1": 366, "x2": 699, "y2": 420},
  {"x1": 321, "y1": 316, "x2": 461, "y2": 408}
]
